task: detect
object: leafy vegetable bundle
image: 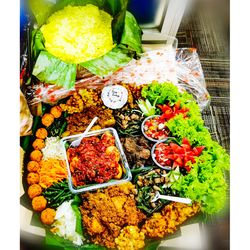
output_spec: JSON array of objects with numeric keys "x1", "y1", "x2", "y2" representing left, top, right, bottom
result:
[
  {"x1": 141, "y1": 82, "x2": 230, "y2": 214},
  {"x1": 29, "y1": 0, "x2": 143, "y2": 89}
]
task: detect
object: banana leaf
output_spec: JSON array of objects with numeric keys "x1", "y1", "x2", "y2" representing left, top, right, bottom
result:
[{"x1": 28, "y1": 0, "x2": 143, "y2": 89}]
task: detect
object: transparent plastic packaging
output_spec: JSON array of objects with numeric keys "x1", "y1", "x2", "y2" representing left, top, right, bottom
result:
[
  {"x1": 176, "y1": 48, "x2": 210, "y2": 110},
  {"x1": 61, "y1": 127, "x2": 132, "y2": 193},
  {"x1": 26, "y1": 48, "x2": 210, "y2": 111},
  {"x1": 20, "y1": 90, "x2": 33, "y2": 136}
]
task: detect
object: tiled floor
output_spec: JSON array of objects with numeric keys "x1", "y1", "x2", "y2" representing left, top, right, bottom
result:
[{"x1": 177, "y1": 1, "x2": 230, "y2": 249}]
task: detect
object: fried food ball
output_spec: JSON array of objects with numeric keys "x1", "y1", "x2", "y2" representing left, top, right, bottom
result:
[
  {"x1": 28, "y1": 184, "x2": 42, "y2": 199},
  {"x1": 115, "y1": 226, "x2": 145, "y2": 250},
  {"x1": 42, "y1": 113, "x2": 55, "y2": 127},
  {"x1": 30, "y1": 150, "x2": 43, "y2": 162},
  {"x1": 32, "y1": 139, "x2": 45, "y2": 150},
  {"x1": 50, "y1": 106, "x2": 62, "y2": 118},
  {"x1": 27, "y1": 161, "x2": 40, "y2": 172},
  {"x1": 36, "y1": 128, "x2": 48, "y2": 139},
  {"x1": 32, "y1": 196, "x2": 47, "y2": 212},
  {"x1": 27, "y1": 172, "x2": 40, "y2": 185},
  {"x1": 40, "y1": 208, "x2": 56, "y2": 225}
]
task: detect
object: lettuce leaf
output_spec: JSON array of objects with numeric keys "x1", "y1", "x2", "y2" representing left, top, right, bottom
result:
[
  {"x1": 141, "y1": 82, "x2": 183, "y2": 105},
  {"x1": 171, "y1": 151, "x2": 228, "y2": 214},
  {"x1": 141, "y1": 82, "x2": 230, "y2": 214}
]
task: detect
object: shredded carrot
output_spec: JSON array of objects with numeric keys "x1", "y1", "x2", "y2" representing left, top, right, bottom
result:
[{"x1": 38, "y1": 159, "x2": 67, "y2": 188}]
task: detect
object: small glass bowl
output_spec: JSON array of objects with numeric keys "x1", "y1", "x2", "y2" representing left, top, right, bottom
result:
[
  {"x1": 151, "y1": 138, "x2": 179, "y2": 171},
  {"x1": 141, "y1": 115, "x2": 169, "y2": 143}
]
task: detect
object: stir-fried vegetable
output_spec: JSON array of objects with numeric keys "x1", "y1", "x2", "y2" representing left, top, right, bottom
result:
[
  {"x1": 42, "y1": 180, "x2": 74, "y2": 209},
  {"x1": 134, "y1": 168, "x2": 181, "y2": 215},
  {"x1": 115, "y1": 108, "x2": 144, "y2": 136}
]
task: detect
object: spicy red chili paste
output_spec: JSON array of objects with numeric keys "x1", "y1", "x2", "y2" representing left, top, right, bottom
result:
[{"x1": 67, "y1": 132, "x2": 119, "y2": 186}]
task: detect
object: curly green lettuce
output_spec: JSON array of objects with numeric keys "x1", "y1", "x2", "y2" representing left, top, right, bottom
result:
[{"x1": 141, "y1": 82, "x2": 230, "y2": 214}]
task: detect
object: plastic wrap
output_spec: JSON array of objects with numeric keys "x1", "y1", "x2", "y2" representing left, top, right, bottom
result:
[
  {"x1": 107, "y1": 48, "x2": 178, "y2": 85},
  {"x1": 176, "y1": 48, "x2": 210, "y2": 110},
  {"x1": 26, "y1": 48, "x2": 210, "y2": 110},
  {"x1": 20, "y1": 90, "x2": 33, "y2": 136},
  {"x1": 25, "y1": 83, "x2": 75, "y2": 105}
]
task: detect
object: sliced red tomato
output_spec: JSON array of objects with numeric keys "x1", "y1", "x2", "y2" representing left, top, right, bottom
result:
[
  {"x1": 194, "y1": 146, "x2": 205, "y2": 156},
  {"x1": 154, "y1": 138, "x2": 205, "y2": 172}
]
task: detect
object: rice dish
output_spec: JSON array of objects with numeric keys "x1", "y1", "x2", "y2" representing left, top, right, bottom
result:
[
  {"x1": 41, "y1": 4, "x2": 114, "y2": 64},
  {"x1": 42, "y1": 137, "x2": 64, "y2": 160},
  {"x1": 52, "y1": 200, "x2": 83, "y2": 245}
]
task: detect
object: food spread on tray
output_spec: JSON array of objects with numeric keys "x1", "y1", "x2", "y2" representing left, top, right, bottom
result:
[
  {"x1": 20, "y1": 1, "x2": 229, "y2": 249},
  {"x1": 21, "y1": 81, "x2": 229, "y2": 249}
]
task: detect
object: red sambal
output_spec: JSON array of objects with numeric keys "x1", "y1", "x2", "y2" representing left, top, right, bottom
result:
[{"x1": 67, "y1": 132, "x2": 120, "y2": 186}]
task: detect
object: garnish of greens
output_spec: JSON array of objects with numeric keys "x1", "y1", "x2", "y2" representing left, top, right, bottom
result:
[
  {"x1": 141, "y1": 81, "x2": 230, "y2": 214},
  {"x1": 47, "y1": 112, "x2": 67, "y2": 137},
  {"x1": 42, "y1": 180, "x2": 75, "y2": 209},
  {"x1": 29, "y1": 0, "x2": 143, "y2": 89},
  {"x1": 115, "y1": 108, "x2": 144, "y2": 136},
  {"x1": 137, "y1": 98, "x2": 157, "y2": 117},
  {"x1": 134, "y1": 168, "x2": 181, "y2": 215}
]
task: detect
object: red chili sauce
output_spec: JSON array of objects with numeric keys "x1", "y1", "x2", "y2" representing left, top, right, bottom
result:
[{"x1": 67, "y1": 132, "x2": 119, "y2": 186}]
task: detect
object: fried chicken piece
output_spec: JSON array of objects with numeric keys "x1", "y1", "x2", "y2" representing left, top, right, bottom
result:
[
  {"x1": 141, "y1": 213, "x2": 168, "y2": 238},
  {"x1": 80, "y1": 183, "x2": 146, "y2": 248},
  {"x1": 142, "y1": 202, "x2": 201, "y2": 238},
  {"x1": 60, "y1": 93, "x2": 84, "y2": 114}
]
